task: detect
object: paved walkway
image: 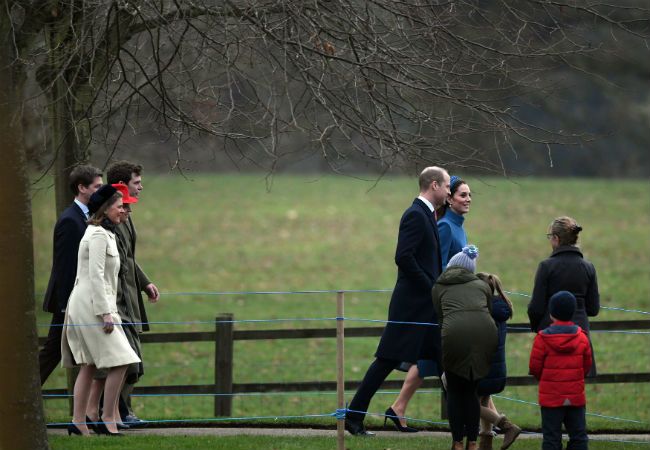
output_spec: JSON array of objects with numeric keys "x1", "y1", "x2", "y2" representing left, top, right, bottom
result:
[{"x1": 47, "y1": 427, "x2": 650, "y2": 442}]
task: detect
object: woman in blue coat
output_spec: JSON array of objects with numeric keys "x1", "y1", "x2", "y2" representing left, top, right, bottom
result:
[
  {"x1": 475, "y1": 273, "x2": 521, "y2": 450},
  {"x1": 437, "y1": 176, "x2": 471, "y2": 269}
]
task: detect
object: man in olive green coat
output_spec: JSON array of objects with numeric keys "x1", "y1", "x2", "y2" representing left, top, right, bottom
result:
[{"x1": 108, "y1": 161, "x2": 160, "y2": 425}]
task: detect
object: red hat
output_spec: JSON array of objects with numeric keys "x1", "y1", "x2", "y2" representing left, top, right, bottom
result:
[{"x1": 112, "y1": 183, "x2": 139, "y2": 204}]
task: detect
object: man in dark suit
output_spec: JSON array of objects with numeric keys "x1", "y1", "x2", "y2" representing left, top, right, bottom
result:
[
  {"x1": 346, "y1": 166, "x2": 450, "y2": 436},
  {"x1": 39, "y1": 164, "x2": 103, "y2": 385}
]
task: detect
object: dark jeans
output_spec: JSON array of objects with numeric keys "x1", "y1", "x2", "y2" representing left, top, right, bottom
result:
[
  {"x1": 541, "y1": 406, "x2": 588, "y2": 450},
  {"x1": 39, "y1": 312, "x2": 65, "y2": 385},
  {"x1": 446, "y1": 371, "x2": 480, "y2": 443},
  {"x1": 347, "y1": 358, "x2": 400, "y2": 422}
]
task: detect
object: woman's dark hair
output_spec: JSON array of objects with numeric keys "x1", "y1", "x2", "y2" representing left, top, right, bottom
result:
[
  {"x1": 88, "y1": 192, "x2": 122, "y2": 225},
  {"x1": 435, "y1": 177, "x2": 466, "y2": 220},
  {"x1": 548, "y1": 216, "x2": 582, "y2": 246}
]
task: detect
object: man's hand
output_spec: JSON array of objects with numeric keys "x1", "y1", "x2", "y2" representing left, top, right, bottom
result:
[{"x1": 145, "y1": 283, "x2": 160, "y2": 303}]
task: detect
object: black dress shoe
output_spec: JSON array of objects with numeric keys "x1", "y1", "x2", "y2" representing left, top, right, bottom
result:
[
  {"x1": 345, "y1": 418, "x2": 375, "y2": 436},
  {"x1": 122, "y1": 414, "x2": 145, "y2": 428}
]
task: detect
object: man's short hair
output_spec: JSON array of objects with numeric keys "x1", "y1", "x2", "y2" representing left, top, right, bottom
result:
[
  {"x1": 418, "y1": 166, "x2": 447, "y2": 191},
  {"x1": 69, "y1": 164, "x2": 102, "y2": 195},
  {"x1": 107, "y1": 160, "x2": 143, "y2": 185}
]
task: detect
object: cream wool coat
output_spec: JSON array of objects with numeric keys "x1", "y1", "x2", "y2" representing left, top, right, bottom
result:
[{"x1": 61, "y1": 225, "x2": 140, "y2": 369}]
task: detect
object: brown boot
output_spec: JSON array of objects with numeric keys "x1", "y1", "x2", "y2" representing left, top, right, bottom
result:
[
  {"x1": 478, "y1": 432, "x2": 493, "y2": 450},
  {"x1": 497, "y1": 416, "x2": 521, "y2": 450}
]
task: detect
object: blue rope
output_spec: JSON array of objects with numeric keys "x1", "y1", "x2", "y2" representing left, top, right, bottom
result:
[
  {"x1": 43, "y1": 389, "x2": 445, "y2": 399},
  {"x1": 343, "y1": 317, "x2": 439, "y2": 326},
  {"x1": 48, "y1": 413, "x2": 337, "y2": 427},
  {"x1": 39, "y1": 315, "x2": 650, "y2": 335},
  {"x1": 160, "y1": 289, "x2": 392, "y2": 296},
  {"x1": 38, "y1": 317, "x2": 339, "y2": 328},
  {"x1": 493, "y1": 394, "x2": 649, "y2": 425}
]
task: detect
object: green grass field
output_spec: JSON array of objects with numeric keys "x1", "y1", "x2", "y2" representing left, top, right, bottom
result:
[
  {"x1": 47, "y1": 433, "x2": 649, "y2": 450},
  {"x1": 33, "y1": 174, "x2": 650, "y2": 437}
]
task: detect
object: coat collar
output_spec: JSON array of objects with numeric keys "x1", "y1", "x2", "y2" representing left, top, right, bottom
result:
[
  {"x1": 550, "y1": 245, "x2": 583, "y2": 258},
  {"x1": 440, "y1": 208, "x2": 464, "y2": 226}
]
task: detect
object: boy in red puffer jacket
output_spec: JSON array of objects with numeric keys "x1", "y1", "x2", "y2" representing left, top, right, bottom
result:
[{"x1": 529, "y1": 291, "x2": 593, "y2": 450}]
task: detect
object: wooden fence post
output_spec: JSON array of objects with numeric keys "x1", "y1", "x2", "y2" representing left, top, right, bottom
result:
[
  {"x1": 214, "y1": 313, "x2": 234, "y2": 417},
  {"x1": 336, "y1": 291, "x2": 345, "y2": 450}
]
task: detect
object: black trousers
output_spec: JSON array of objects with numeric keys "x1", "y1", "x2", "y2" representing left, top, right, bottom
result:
[
  {"x1": 541, "y1": 406, "x2": 588, "y2": 450},
  {"x1": 446, "y1": 371, "x2": 480, "y2": 442},
  {"x1": 347, "y1": 358, "x2": 400, "y2": 422},
  {"x1": 39, "y1": 312, "x2": 65, "y2": 385}
]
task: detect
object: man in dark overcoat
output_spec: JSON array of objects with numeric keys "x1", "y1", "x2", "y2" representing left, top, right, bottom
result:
[
  {"x1": 345, "y1": 166, "x2": 450, "y2": 436},
  {"x1": 39, "y1": 165, "x2": 103, "y2": 384}
]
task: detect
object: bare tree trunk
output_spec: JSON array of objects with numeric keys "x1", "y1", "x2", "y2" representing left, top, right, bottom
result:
[
  {"x1": 50, "y1": 84, "x2": 89, "y2": 216},
  {"x1": 0, "y1": 18, "x2": 49, "y2": 450}
]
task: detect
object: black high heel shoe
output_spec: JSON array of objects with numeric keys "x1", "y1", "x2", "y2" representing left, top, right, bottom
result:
[
  {"x1": 95, "y1": 421, "x2": 124, "y2": 436},
  {"x1": 67, "y1": 423, "x2": 86, "y2": 436},
  {"x1": 85, "y1": 416, "x2": 98, "y2": 433},
  {"x1": 384, "y1": 407, "x2": 419, "y2": 433}
]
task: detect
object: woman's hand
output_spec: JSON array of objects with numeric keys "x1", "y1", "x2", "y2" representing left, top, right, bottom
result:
[{"x1": 102, "y1": 313, "x2": 115, "y2": 334}]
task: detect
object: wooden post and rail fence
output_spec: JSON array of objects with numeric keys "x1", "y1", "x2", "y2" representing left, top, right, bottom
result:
[{"x1": 41, "y1": 295, "x2": 650, "y2": 437}]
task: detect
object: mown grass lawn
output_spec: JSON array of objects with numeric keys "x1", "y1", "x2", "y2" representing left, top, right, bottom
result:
[
  {"x1": 48, "y1": 433, "x2": 649, "y2": 450},
  {"x1": 34, "y1": 174, "x2": 650, "y2": 432}
]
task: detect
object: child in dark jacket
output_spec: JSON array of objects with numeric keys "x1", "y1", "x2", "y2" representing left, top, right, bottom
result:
[
  {"x1": 529, "y1": 291, "x2": 593, "y2": 450},
  {"x1": 476, "y1": 273, "x2": 520, "y2": 450}
]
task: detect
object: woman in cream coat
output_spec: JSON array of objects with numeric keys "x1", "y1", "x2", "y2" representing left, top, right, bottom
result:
[{"x1": 62, "y1": 185, "x2": 140, "y2": 436}]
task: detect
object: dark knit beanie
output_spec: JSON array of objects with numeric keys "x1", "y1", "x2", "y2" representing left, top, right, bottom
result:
[{"x1": 549, "y1": 290, "x2": 576, "y2": 321}]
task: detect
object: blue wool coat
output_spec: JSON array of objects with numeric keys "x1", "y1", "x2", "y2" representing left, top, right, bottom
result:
[
  {"x1": 437, "y1": 209, "x2": 467, "y2": 269},
  {"x1": 477, "y1": 296, "x2": 512, "y2": 396}
]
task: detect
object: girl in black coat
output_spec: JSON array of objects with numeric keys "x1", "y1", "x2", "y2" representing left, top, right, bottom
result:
[{"x1": 475, "y1": 273, "x2": 521, "y2": 450}]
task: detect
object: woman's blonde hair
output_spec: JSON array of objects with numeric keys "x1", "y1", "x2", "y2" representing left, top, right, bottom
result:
[
  {"x1": 548, "y1": 216, "x2": 582, "y2": 246},
  {"x1": 88, "y1": 192, "x2": 122, "y2": 225},
  {"x1": 476, "y1": 272, "x2": 513, "y2": 318}
]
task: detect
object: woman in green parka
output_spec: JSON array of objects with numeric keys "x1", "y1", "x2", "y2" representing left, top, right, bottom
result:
[{"x1": 432, "y1": 245, "x2": 498, "y2": 450}]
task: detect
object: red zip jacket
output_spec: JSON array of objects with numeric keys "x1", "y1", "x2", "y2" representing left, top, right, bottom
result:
[{"x1": 529, "y1": 321, "x2": 593, "y2": 407}]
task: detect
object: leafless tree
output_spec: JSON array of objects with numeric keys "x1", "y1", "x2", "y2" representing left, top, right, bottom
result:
[{"x1": 2, "y1": 1, "x2": 650, "y2": 447}]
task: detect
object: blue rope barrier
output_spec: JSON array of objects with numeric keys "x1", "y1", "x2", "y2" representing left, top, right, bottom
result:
[
  {"x1": 334, "y1": 408, "x2": 346, "y2": 420},
  {"x1": 44, "y1": 389, "x2": 445, "y2": 399},
  {"x1": 47, "y1": 413, "x2": 338, "y2": 427},
  {"x1": 493, "y1": 394, "x2": 649, "y2": 425},
  {"x1": 38, "y1": 317, "x2": 340, "y2": 328},
  {"x1": 44, "y1": 401, "x2": 650, "y2": 439},
  {"x1": 38, "y1": 315, "x2": 650, "y2": 335},
  {"x1": 601, "y1": 306, "x2": 650, "y2": 315},
  {"x1": 160, "y1": 289, "x2": 393, "y2": 296}
]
